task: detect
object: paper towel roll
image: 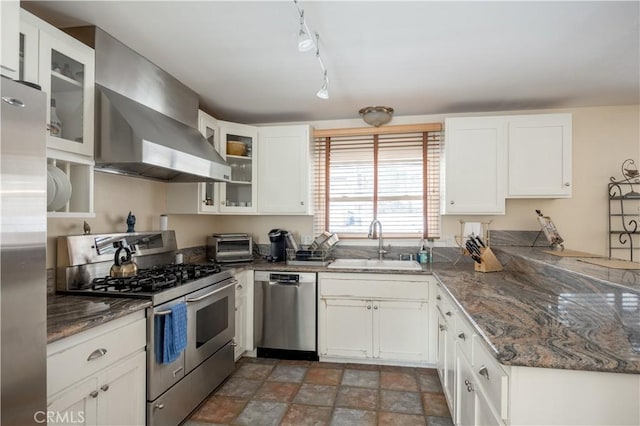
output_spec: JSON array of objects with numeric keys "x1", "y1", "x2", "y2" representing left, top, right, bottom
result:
[{"x1": 160, "y1": 214, "x2": 168, "y2": 231}]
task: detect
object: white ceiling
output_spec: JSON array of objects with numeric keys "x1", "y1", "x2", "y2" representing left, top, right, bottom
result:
[{"x1": 23, "y1": 1, "x2": 640, "y2": 124}]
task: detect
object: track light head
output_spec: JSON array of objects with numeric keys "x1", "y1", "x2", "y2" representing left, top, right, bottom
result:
[{"x1": 298, "y1": 27, "x2": 314, "y2": 52}]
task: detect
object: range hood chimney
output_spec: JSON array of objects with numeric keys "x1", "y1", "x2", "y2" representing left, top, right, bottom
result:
[{"x1": 66, "y1": 26, "x2": 230, "y2": 182}]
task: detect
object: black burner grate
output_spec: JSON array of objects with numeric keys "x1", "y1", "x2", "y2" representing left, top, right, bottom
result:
[{"x1": 90, "y1": 263, "x2": 221, "y2": 294}]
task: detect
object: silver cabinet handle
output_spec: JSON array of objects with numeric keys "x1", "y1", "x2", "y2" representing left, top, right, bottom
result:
[
  {"x1": 373, "y1": 305, "x2": 378, "y2": 310},
  {"x1": 89, "y1": 390, "x2": 99, "y2": 398},
  {"x1": 230, "y1": 340, "x2": 238, "y2": 347},
  {"x1": 478, "y1": 366, "x2": 490, "y2": 380},
  {"x1": 87, "y1": 348, "x2": 107, "y2": 361},
  {"x1": 439, "y1": 324, "x2": 446, "y2": 331},
  {"x1": 300, "y1": 201, "x2": 304, "y2": 206},
  {"x1": 436, "y1": 295, "x2": 441, "y2": 300},
  {"x1": 173, "y1": 366, "x2": 183, "y2": 377},
  {"x1": 458, "y1": 332, "x2": 466, "y2": 340},
  {"x1": 237, "y1": 284, "x2": 243, "y2": 290},
  {"x1": 367, "y1": 305, "x2": 372, "y2": 310},
  {"x1": 155, "y1": 403, "x2": 164, "y2": 410},
  {"x1": 100, "y1": 384, "x2": 109, "y2": 392},
  {"x1": 564, "y1": 182, "x2": 571, "y2": 187},
  {"x1": 445, "y1": 311, "x2": 453, "y2": 317},
  {"x1": 450, "y1": 200, "x2": 455, "y2": 205},
  {"x1": 464, "y1": 379, "x2": 470, "y2": 386},
  {"x1": 467, "y1": 385, "x2": 473, "y2": 392}
]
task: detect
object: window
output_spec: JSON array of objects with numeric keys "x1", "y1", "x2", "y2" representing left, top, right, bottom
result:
[{"x1": 313, "y1": 124, "x2": 442, "y2": 239}]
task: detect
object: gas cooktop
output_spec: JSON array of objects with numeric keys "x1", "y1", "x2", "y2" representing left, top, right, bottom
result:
[
  {"x1": 67, "y1": 262, "x2": 233, "y2": 305},
  {"x1": 89, "y1": 263, "x2": 221, "y2": 294}
]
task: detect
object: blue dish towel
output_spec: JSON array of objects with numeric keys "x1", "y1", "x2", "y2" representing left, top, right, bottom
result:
[{"x1": 156, "y1": 302, "x2": 188, "y2": 364}]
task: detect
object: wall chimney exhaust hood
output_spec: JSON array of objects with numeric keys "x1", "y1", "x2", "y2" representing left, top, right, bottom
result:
[{"x1": 66, "y1": 26, "x2": 231, "y2": 182}]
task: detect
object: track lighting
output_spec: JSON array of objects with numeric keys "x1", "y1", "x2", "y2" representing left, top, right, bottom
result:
[
  {"x1": 293, "y1": 0, "x2": 330, "y2": 100},
  {"x1": 317, "y1": 72, "x2": 329, "y2": 99},
  {"x1": 297, "y1": 11, "x2": 314, "y2": 52}
]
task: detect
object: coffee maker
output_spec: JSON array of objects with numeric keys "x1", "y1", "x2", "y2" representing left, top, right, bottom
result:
[{"x1": 267, "y1": 229, "x2": 288, "y2": 262}]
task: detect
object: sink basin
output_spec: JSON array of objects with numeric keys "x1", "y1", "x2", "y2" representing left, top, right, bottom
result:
[{"x1": 328, "y1": 258, "x2": 423, "y2": 271}]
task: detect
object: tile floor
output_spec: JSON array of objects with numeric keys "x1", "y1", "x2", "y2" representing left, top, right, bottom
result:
[{"x1": 185, "y1": 357, "x2": 453, "y2": 426}]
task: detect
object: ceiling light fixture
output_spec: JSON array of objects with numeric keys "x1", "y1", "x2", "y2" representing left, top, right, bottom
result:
[
  {"x1": 297, "y1": 11, "x2": 314, "y2": 52},
  {"x1": 359, "y1": 106, "x2": 395, "y2": 127},
  {"x1": 293, "y1": 0, "x2": 330, "y2": 100}
]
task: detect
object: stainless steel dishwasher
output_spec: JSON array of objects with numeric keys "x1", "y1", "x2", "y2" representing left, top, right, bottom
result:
[{"x1": 254, "y1": 271, "x2": 318, "y2": 360}]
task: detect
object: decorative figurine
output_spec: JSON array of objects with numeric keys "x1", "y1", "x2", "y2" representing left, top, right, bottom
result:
[
  {"x1": 126, "y1": 211, "x2": 136, "y2": 233},
  {"x1": 83, "y1": 221, "x2": 91, "y2": 235}
]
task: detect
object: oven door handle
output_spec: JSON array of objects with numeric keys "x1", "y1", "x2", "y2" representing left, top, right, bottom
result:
[
  {"x1": 185, "y1": 280, "x2": 237, "y2": 303},
  {"x1": 155, "y1": 310, "x2": 172, "y2": 316}
]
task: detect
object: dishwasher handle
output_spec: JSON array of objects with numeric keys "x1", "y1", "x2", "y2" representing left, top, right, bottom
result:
[{"x1": 268, "y1": 273, "x2": 300, "y2": 284}]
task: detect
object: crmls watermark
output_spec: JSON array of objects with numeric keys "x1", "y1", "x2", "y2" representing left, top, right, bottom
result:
[{"x1": 34, "y1": 410, "x2": 86, "y2": 424}]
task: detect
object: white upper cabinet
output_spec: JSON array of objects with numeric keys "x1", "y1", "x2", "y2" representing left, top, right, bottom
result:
[
  {"x1": 166, "y1": 110, "x2": 222, "y2": 215},
  {"x1": 218, "y1": 120, "x2": 258, "y2": 213},
  {"x1": 443, "y1": 117, "x2": 507, "y2": 215},
  {"x1": 1, "y1": 0, "x2": 19, "y2": 79},
  {"x1": 443, "y1": 113, "x2": 573, "y2": 215},
  {"x1": 257, "y1": 125, "x2": 312, "y2": 215},
  {"x1": 507, "y1": 114, "x2": 572, "y2": 198},
  {"x1": 20, "y1": 10, "x2": 95, "y2": 158},
  {"x1": 20, "y1": 10, "x2": 95, "y2": 217}
]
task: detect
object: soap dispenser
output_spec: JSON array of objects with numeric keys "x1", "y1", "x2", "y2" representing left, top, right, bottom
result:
[{"x1": 417, "y1": 239, "x2": 428, "y2": 264}]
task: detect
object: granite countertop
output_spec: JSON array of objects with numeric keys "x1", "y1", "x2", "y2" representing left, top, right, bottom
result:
[
  {"x1": 47, "y1": 295, "x2": 151, "y2": 344},
  {"x1": 434, "y1": 260, "x2": 640, "y2": 374}
]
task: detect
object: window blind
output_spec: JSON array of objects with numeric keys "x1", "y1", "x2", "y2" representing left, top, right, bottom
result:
[{"x1": 313, "y1": 126, "x2": 442, "y2": 239}]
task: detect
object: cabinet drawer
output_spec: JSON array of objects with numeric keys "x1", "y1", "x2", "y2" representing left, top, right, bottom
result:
[
  {"x1": 455, "y1": 315, "x2": 474, "y2": 360},
  {"x1": 48, "y1": 315, "x2": 146, "y2": 396},
  {"x1": 320, "y1": 278, "x2": 428, "y2": 300},
  {"x1": 473, "y1": 335, "x2": 509, "y2": 421}
]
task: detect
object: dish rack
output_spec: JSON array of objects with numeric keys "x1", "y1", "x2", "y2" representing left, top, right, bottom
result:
[{"x1": 293, "y1": 248, "x2": 333, "y2": 262}]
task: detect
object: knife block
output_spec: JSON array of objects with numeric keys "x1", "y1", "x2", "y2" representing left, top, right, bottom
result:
[{"x1": 474, "y1": 247, "x2": 503, "y2": 273}]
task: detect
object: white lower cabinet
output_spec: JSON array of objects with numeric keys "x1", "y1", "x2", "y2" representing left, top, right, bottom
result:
[
  {"x1": 318, "y1": 273, "x2": 432, "y2": 364},
  {"x1": 233, "y1": 269, "x2": 254, "y2": 359},
  {"x1": 320, "y1": 298, "x2": 373, "y2": 358},
  {"x1": 436, "y1": 278, "x2": 640, "y2": 426},
  {"x1": 47, "y1": 312, "x2": 146, "y2": 426}
]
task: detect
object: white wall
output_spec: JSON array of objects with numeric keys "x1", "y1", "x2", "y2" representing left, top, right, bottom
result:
[{"x1": 47, "y1": 104, "x2": 639, "y2": 267}]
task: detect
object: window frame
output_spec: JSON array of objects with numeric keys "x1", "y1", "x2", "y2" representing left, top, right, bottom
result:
[{"x1": 313, "y1": 123, "x2": 443, "y2": 240}]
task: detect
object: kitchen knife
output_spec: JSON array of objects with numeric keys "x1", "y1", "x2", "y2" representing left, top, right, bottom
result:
[{"x1": 475, "y1": 236, "x2": 486, "y2": 248}]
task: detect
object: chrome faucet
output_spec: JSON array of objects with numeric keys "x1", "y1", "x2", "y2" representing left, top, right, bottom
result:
[{"x1": 368, "y1": 219, "x2": 387, "y2": 260}]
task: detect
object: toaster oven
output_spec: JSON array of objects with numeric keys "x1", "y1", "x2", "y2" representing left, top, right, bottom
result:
[{"x1": 207, "y1": 233, "x2": 253, "y2": 263}]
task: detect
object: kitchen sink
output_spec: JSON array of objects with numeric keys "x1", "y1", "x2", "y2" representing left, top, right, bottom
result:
[{"x1": 327, "y1": 258, "x2": 423, "y2": 271}]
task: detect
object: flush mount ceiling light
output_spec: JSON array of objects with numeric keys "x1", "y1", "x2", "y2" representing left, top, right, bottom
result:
[
  {"x1": 359, "y1": 106, "x2": 395, "y2": 127},
  {"x1": 293, "y1": 0, "x2": 330, "y2": 100}
]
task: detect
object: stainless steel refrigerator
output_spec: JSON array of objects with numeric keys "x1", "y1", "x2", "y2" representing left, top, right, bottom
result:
[{"x1": 1, "y1": 77, "x2": 47, "y2": 424}]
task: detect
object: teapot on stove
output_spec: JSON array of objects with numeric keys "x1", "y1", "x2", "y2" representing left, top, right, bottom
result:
[{"x1": 110, "y1": 245, "x2": 138, "y2": 278}]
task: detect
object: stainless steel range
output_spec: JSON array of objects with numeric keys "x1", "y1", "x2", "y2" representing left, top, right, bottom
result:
[{"x1": 57, "y1": 231, "x2": 236, "y2": 426}]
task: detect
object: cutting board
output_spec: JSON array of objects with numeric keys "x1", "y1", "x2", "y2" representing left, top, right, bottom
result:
[
  {"x1": 542, "y1": 249, "x2": 604, "y2": 258},
  {"x1": 577, "y1": 258, "x2": 640, "y2": 270}
]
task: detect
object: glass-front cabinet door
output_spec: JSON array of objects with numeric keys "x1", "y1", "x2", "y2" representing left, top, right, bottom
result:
[
  {"x1": 218, "y1": 121, "x2": 258, "y2": 213},
  {"x1": 38, "y1": 31, "x2": 94, "y2": 157},
  {"x1": 198, "y1": 111, "x2": 221, "y2": 213}
]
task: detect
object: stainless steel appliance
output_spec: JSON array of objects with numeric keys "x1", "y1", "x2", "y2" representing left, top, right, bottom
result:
[
  {"x1": 64, "y1": 26, "x2": 230, "y2": 183},
  {"x1": 1, "y1": 78, "x2": 47, "y2": 425},
  {"x1": 57, "y1": 231, "x2": 235, "y2": 426},
  {"x1": 254, "y1": 271, "x2": 318, "y2": 360},
  {"x1": 207, "y1": 233, "x2": 253, "y2": 263}
]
